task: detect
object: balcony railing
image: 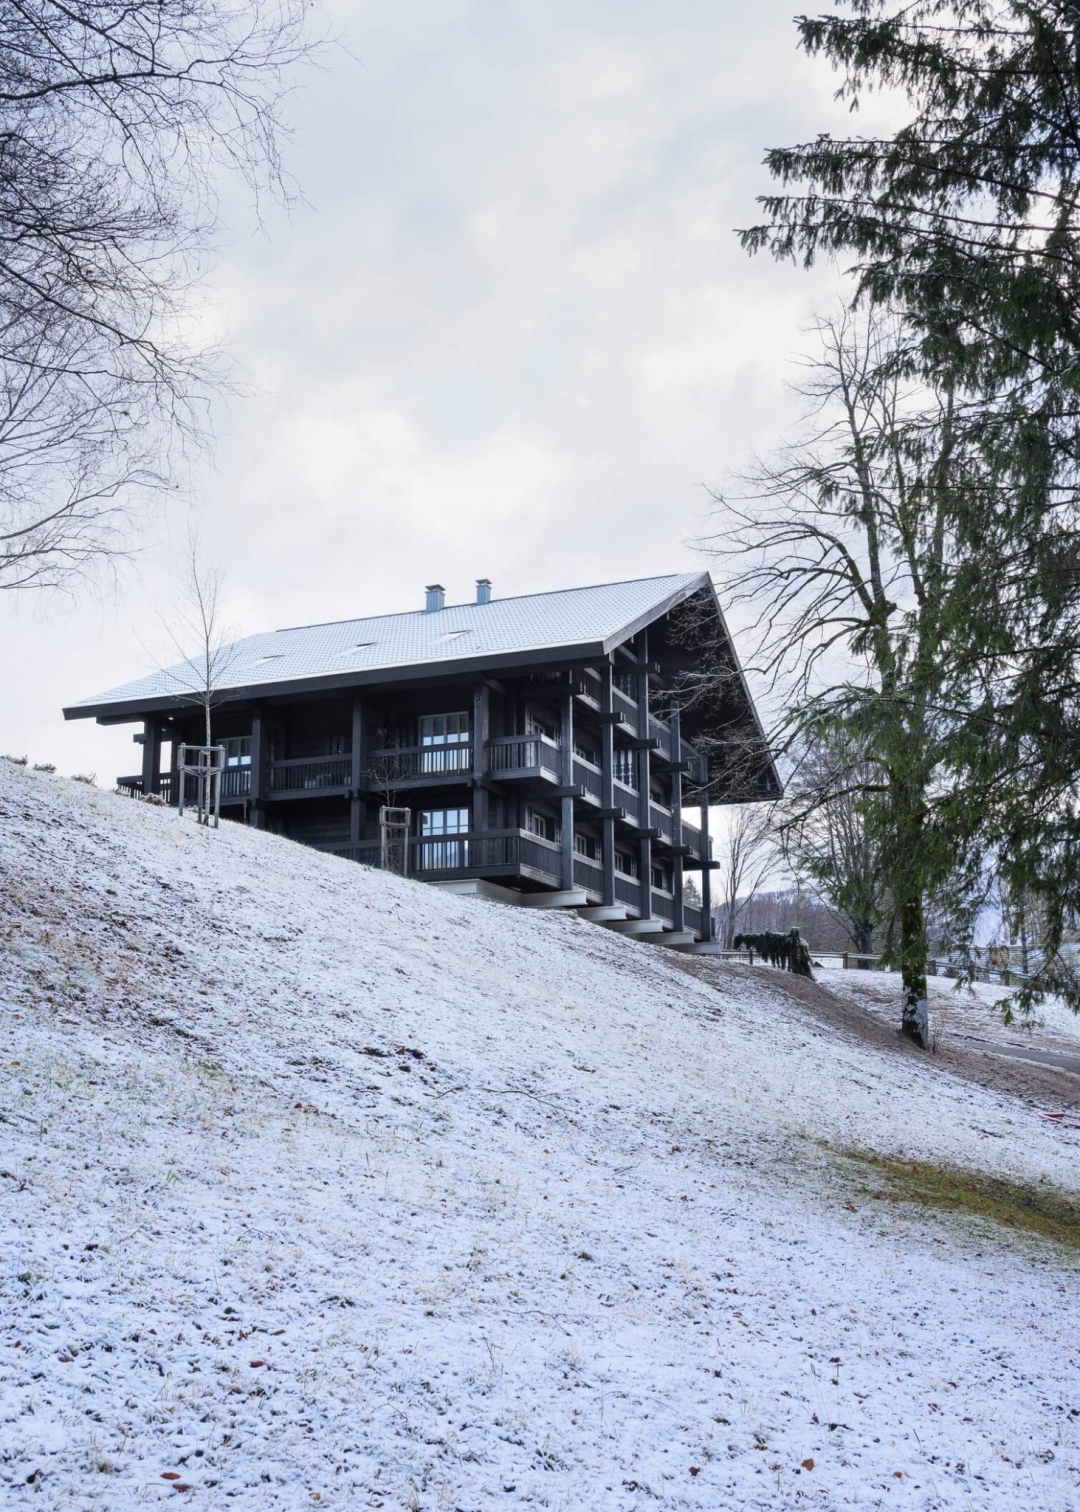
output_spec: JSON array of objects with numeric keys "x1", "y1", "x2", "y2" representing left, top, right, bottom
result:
[
  {"x1": 613, "y1": 777, "x2": 638, "y2": 806},
  {"x1": 116, "y1": 772, "x2": 176, "y2": 803},
  {"x1": 366, "y1": 744, "x2": 472, "y2": 784},
  {"x1": 325, "y1": 827, "x2": 562, "y2": 882},
  {"x1": 681, "y1": 818, "x2": 708, "y2": 860},
  {"x1": 572, "y1": 855, "x2": 605, "y2": 897},
  {"x1": 572, "y1": 756, "x2": 603, "y2": 801},
  {"x1": 648, "y1": 715, "x2": 673, "y2": 761},
  {"x1": 651, "y1": 890, "x2": 676, "y2": 923},
  {"x1": 269, "y1": 756, "x2": 349, "y2": 794},
  {"x1": 650, "y1": 802, "x2": 674, "y2": 842},
  {"x1": 611, "y1": 685, "x2": 640, "y2": 732},
  {"x1": 486, "y1": 735, "x2": 561, "y2": 777}
]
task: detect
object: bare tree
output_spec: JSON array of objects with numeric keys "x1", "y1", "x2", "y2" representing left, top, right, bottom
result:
[
  {"x1": 713, "y1": 805, "x2": 776, "y2": 948},
  {"x1": 701, "y1": 306, "x2": 978, "y2": 1047},
  {"x1": 158, "y1": 534, "x2": 236, "y2": 822},
  {"x1": 0, "y1": 0, "x2": 321, "y2": 592},
  {"x1": 779, "y1": 734, "x2": 884, "y2": 956}
]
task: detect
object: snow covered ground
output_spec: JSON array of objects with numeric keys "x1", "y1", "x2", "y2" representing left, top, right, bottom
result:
[
  {"x1": 1, "y1": 762, "x2": 1078, "y2": 1510},
  {"x1": 814, "y1": 963, "x2": 1080, "y2": 1057}
]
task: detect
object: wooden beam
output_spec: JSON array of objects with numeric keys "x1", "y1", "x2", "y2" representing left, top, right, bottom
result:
[
  {"x1": 600, "y1": 660, "x2": 616, "y2": 907},
  {"x1": 670, "y1": 705, "x2": 685, "y2": 931},
  {"x1": 349, "y1": 695, "x2": 365, "y2": 844},
  {"x1": 249, "y1": 708, "x2": 266, "y2": 828},
  {"x1": 636, "y1": 627, "x2": 652, "y2": 922},
  {"x1": 560, "y1": 680, "x2": 574, "y2": 890},
  {"x1": 140, "y1": 719, "x2": 161, "y2": 797}
]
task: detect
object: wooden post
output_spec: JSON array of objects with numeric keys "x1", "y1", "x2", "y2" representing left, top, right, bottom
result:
[
  {"x1": 636, "y1": 630, "x2": 652, "y2": 921},
  {"x1": 248, "y1": 708, "x2": 266, "y2": 827},
  {"x1": 140, "y1": 719, "x2": 161, "y2": 797},
  {"x1": 600, "y1": 658, "x2": 616, "y2": 907},
  {"x1": 472, "y1": 682, "x2": 490, "y2": 837},
  {"x1": 698, "y1": 779, "x2": 713, "y2": 942},
  {"x1": 670, "y1": 704, "x2": 685, "y2": 932},
  {"x1": 560, "y1": 677, "x2": 575, "y2": 891},
  {"x1": 168, "y1": 724, "x2": 180, "y2": 806},
  {"x1": 349, "y1": 694, "x2": 365, "y2": 845}
]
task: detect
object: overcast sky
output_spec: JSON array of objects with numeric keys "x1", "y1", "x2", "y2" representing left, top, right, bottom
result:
[{"x1": 4, "y1": 0, "x2": 866, "y2": 784}]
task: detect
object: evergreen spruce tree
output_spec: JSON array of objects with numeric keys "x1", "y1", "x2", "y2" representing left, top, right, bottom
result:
[{"x1": 742, "y1": 1, "x2": 1080, "y2": 1011}]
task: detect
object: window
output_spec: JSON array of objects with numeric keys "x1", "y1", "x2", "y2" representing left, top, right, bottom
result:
[
  {"x1": 525, "y1": 709, "x2": 557, "y2": 742},
  {"x1": 420, "y1": 807, "x2": 469, "y2": 836},
  {"x1": 614, "y1": 748, "x2": 636, "y2": 787},
  {"x1": 528, "y1": 808, "x2": 559, "y2": 843},
  {"x1": 419, "y1": 712, "x2": 470, "y2": 773},
  {"x1": 652, "y1": 864, "x2": 672, "y2": 892},
  {"x1": 573, "y1": 738, "x2": 599, "y2": 766},
  {"x1": 224, "y1": 737, "x2": 251, "y2": 768},
  {"x1": 614, "y1": 850, "x2": 639, "y2": 879},
  {"x1": 574, "y1": 830, "x2": 599, "y2": 861},
  {"x1": 420, "y1": 712, "x2": 469, "y2": 745},
  {"x1": 418, "y1": 807, "x2": 470, "y2": 869}
]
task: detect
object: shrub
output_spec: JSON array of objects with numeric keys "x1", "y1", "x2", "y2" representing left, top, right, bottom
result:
[
  {"x1": 2, "y1": 754, "x2": 28, "y2": 766},
  {"x1": 71, "y1": 773, "x2": 97, "y2": 786}
]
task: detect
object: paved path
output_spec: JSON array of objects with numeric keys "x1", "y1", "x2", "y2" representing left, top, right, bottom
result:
[{"x1": 967, "y1": 1039, "x2": 1080, "y2": 1077}]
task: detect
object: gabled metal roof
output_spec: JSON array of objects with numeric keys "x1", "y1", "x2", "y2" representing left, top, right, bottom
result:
[{"x1": 65, "y1": 571, "x2": 711, "y2": 719}]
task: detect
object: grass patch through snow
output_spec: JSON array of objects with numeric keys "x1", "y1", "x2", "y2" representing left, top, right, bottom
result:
[{"x1": 842, "y1": 1149, "x2": 1080, "y2": 1249}]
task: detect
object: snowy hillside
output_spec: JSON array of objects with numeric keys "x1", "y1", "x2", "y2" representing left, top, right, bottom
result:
[{"x1": 2, "y1": 763, "x2": 1079, "y2": 1510}]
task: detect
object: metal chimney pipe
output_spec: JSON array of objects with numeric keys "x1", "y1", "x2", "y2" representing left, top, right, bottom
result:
[
  {"x1": 476, "y1": 578, "x2": 492, "y2": 605},
  {"x1": 425, "y1": 584, "x2": 445, "y2": 613}
]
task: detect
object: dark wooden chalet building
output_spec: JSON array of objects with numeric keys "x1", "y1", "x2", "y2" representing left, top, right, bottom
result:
[{"x1": 64, "y1": 573, "x2": 777, "y2": 946}]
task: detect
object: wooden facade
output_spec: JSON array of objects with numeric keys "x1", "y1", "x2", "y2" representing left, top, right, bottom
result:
[{"x1": 66, "y1": 574, "x2": 777, "y2": 943}]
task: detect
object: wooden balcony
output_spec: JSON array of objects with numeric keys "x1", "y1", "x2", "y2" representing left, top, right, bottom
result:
[
  {"x1": 572, "y1": 755, "x2": 603, "y2": 802},
  {"x1": 268, "y1": 756, "x2": 349, "y2": 796},
  {"x1": 367, "y1": 744, "x2": 472, "y2": 787},
  {"x1": 485, "y1": 735, "x2": 561, "y2": 781},
  {"x1": 324, "y1": 828, "x2": 562, "y2": 886},
  {"x1": 117, "y1": 772, "x2": 176, "y2": 803}
]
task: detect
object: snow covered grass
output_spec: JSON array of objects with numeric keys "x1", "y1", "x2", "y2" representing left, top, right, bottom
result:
[
  {"x1": 815, "y1": 964, "x2": 1080, "y2": 1056},
  {"x1": 2, "y1": 762, "x2": 1079, "y2": 1509}
]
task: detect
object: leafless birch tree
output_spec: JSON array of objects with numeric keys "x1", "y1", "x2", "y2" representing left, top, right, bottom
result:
[
  {"x1": 157, "y1": 535, "x2": 237, "y2": 824},
  {"x1": 713, "y1": 805, "x2": 776, "y2": 948}
]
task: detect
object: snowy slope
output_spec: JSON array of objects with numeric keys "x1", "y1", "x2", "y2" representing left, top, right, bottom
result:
[{"x1": 1, "y1": 763, "x2": 1078, "y2": 1511}]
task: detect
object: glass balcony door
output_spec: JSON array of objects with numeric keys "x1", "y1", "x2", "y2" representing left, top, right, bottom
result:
[{"x1": 419, "y1": 712, "x2": 471, "y2": 773}]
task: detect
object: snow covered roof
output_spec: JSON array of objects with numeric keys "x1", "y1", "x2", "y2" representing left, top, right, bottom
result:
[{"x1": 65, "y1": 571, "x2": 711, "y2": 719}]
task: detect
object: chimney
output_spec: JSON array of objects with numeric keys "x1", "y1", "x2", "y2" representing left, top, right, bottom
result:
[
  {"x1": 425, "y1": 583, "x2": 445, "y2": 613},
  {"x1": 476, "y1": 578, "x2": 492, "y2": 605}
]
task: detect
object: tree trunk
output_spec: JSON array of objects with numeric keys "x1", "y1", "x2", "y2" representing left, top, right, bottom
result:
[
  {"x1": 855, "y1": 917, "x2": 874, "y2": 955},
  {"x1": 899, "y1": 892, "x2": 929, "y2": 1047}
]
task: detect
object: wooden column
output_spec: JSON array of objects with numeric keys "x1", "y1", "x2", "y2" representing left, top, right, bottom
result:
[
  {"x1": 168, "y1": 724, "x2": 180, "y2": 807},
  {"x1": 699, "y1": 777, "x2": 714, "y2": 943},
  {"x1": 560, "y1": 677, "x2": 575, "y2": 890},
  {"x1": 600, "y1": 659, "x2": 616, "y2": 906},
  {"x1": 349, "y1": 694, "x2": 366, "y2": 844},
  {"x1": 472, "y1": 682, "x2": 490, "y2": 836},
  {"x1": 670, "y1": 705, "x2": 685, "y2": 931},
  {"x1": 248, "y1": 707, "x2": 266, "y2": 827},
  {"x1": 636, "y1": 631, "x2": 652, "y2": 921},
  {"x1": 140, "y1": 719, "x2": 161, "y2": 797}
]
